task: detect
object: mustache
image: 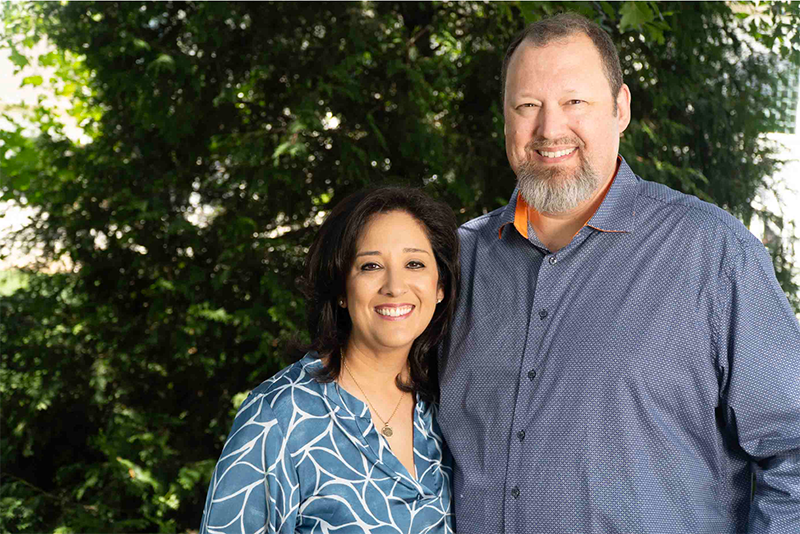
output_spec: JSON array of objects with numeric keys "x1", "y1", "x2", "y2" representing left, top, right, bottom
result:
[{"x1": 525, "y1": 137, "x2": 584, "y2": 151}]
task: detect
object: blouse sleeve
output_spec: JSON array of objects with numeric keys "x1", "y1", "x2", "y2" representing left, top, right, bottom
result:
[{"x1": 200, "y1": 392, "x2": 300, "y2": 534}]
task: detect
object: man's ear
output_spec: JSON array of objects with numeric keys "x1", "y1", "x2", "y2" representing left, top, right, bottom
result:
[{"x1": 617, "y1": 83, "x2": 632, "y2": 135}]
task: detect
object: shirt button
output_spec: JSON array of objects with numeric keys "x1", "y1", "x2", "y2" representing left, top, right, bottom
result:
[
  {"x1": 527, "y1": 369, "x2": 536, "y2": 381},
  {"x1": 517, "y1": 430, "x2": 526, "y2": 441},
  {"x1": 538, "y1": 309, "x2": 548, "y2": 320},
  {"x1": 549, "y1": 255, "x2": 558, "y2": 265},
  {"x1": 511, "y1": 486, "x2": 521, "y2": 499}
]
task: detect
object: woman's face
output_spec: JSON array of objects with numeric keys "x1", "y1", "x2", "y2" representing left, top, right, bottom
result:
[{"x1": 343, "y1": 210, "x2": 443, "y2": 357}]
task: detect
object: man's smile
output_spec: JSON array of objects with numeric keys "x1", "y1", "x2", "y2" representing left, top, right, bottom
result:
[{"x1": 537, "y1": 147, "x2": 577, "y2": 159}]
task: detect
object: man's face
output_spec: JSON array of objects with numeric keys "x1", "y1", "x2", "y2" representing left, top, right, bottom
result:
[{"x1": 504, "y1": 34, "x2": 630, "y2": 214}]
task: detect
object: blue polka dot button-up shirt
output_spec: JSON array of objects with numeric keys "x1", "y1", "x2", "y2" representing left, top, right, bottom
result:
[{"x1": 439, "y1": 158, "x2": 800, "y2": 534}]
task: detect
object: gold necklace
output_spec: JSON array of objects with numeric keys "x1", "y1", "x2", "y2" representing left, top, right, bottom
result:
[{"x1": 341, "y1": 350, "x2": 405, "y2": 438}]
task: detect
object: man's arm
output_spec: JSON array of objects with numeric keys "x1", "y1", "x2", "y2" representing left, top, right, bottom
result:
[{"x1": 717, "y1": 239, "x2": 800, "y2": 533}]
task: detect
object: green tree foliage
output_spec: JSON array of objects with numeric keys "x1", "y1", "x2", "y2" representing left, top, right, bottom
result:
[{"x1": 1, "y1": 2, "x2": 798, "y2": 532}]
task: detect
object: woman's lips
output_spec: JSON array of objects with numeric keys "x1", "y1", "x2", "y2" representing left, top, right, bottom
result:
[{"x1": 374, "y1": 304, "x2": 414, "y2": 319}]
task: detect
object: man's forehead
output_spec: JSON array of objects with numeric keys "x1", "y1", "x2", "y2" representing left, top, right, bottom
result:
[
  {"x1": 508, "y1": 42, "x2": 598, "y2": 84},
  {"x1": 506, "y1": 34, "x2": 607, "y2": 90}
]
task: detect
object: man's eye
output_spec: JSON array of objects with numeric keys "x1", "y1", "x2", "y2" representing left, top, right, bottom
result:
[{"x1": 567, "y1": 99, "x2": 583, "y2": 105}]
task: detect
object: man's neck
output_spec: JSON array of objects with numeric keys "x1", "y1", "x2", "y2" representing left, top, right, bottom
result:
[{"x1": 528, "y1": 173, "x2": 615, "y2": 253}]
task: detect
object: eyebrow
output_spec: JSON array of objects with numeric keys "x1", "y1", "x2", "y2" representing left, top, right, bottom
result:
[
  {"x1": 355, "y1": 248, "x2": 431, "y2": 258},
  {"x1": 517, "y1": 89, "x2": 578, "y2": 97},
  {"x1": 355, "y1": 251, "x2": 381, "y2": 258}
]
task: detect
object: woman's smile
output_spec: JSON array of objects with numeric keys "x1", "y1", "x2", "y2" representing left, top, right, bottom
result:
[{"x1": 375, "y1": 304, "x2": 415, "y2": 319}]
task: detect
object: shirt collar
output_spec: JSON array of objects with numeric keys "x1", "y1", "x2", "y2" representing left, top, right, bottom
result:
[
  {"x1": 306, "y1": 355, "x2": 433, "y2": 420},
  {"x1": 585, "y1": 156, "x2": 638, "y2": 233},
  {"x1": 497, "y1": 185, "x2": 524, "y2": 239},
  {"x1": 498, "y1": 155, "x2": 638, "y2": 239}
]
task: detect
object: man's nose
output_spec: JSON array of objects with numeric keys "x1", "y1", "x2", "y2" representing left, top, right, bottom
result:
[{"x1": 534, "y1": 104, "x2": 569, "y2": 140}]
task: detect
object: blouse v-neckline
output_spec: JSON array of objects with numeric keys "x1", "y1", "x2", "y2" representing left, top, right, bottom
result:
[{"x1": 333, "y1": 379, "x2": 420, "y2": 482}]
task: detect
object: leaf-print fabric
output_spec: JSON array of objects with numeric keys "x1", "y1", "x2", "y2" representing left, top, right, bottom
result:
[{"x1": 201, "y1": 354, "x2": 455, "y2": 534}]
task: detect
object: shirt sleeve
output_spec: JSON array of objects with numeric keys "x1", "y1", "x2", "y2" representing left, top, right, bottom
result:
[
  {"x1": 200, "y1": 392, "x2": 300, "y2": 534},
  {"x1": 716, "y1": 240, "x2": 800, "y2": 533}
]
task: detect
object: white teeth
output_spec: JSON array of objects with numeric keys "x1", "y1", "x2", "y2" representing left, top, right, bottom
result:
[
  {"x1": 376, "y1": 306, "x2": 413, "y2": 317},
  {"x1": 538, "y1": 147, "x2": 576, "y2": 158}
]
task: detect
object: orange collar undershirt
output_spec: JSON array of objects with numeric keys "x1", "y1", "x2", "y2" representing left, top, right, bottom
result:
[{"x1": 509, "y1": 156, "x2": 622, "y2": 240}]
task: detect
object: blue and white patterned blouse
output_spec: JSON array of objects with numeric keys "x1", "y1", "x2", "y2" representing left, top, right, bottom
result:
[{"x1": 200, "y1": 354, "x2": 455, "y2": 534}]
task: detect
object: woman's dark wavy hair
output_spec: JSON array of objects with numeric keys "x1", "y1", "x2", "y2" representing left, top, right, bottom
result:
[{"x1": 298, "y1": 186, "x2": 460, "y2": 404}]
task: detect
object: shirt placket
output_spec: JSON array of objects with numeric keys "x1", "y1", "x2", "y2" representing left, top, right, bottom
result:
[{"x1": 503, "y1": 228, "x2": 592, "y2": 533}]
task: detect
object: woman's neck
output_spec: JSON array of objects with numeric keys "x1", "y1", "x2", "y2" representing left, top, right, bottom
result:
[{"x1": 341, "y1": 341, "x2": 410, "y2": 388}]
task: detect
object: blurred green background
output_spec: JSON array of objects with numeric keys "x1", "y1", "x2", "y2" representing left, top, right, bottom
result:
[{"x1": 2, "y1": 2, "x2": 799, "y2": 532}]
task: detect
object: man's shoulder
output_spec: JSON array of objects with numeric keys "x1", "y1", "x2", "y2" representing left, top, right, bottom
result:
[
  {"x1": 635, "y1": 177, "x2": 763, "y2": 252},
  {"x1": 460, "y1": 206, "x2": 506, "y2": 229},
  {"x1": 458, "y1": 206, "x2": 507, "y2": 243}
]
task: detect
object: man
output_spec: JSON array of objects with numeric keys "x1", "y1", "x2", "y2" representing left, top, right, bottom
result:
[{"x1": 439, "y1": 12, "x2": 800, "y2": 534}]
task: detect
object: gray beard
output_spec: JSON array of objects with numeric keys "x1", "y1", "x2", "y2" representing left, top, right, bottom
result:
[{"x1": 516, "y1": 154, "x2": 602, "y2": 214}]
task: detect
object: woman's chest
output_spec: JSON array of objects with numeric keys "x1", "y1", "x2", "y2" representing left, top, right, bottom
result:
[{"x1": 290, "y1": 423, "x2": 452, "y2": 532}]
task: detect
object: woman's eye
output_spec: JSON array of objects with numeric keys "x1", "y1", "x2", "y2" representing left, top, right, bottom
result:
[
  {"x1": 407, "y1": 260, "x2": 425, "y2": 269},
  {"x1": 360, "y1": 262, "x2": 381, "y2": 271}
]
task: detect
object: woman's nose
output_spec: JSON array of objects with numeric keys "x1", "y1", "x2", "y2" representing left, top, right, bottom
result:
[{"x1": 380, "y1": 268, "x2": 408, "y2": 297}]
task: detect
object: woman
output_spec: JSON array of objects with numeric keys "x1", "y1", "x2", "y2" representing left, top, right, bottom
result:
[{"x1": 200, "y1": 187, "x2": 459, "y2": 534}]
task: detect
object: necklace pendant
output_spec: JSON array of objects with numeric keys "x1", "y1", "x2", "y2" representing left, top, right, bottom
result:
[{"x1": 381, "y1": 424, "x2": 393, "y2": 437}]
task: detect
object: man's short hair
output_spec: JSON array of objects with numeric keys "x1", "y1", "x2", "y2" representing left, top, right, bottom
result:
[{"x1": 501, "y1": 12, "x2": 624, "y2": 112}]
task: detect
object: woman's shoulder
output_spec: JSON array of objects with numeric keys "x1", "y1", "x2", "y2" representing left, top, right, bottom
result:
[{"x1": 242, "y1": 352, "x2": 327, "y2": 413}]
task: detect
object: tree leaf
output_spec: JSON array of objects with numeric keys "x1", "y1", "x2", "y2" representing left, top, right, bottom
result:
[
  {"x1": 21, "y1": 74, "x2": 43, "y2": 86},
  {"x1": 147, "y1": 53, "x2": 175, "y2": 74},
  {"x1": 619, "y1": 1, "x2": 654, "y2": 32}
]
